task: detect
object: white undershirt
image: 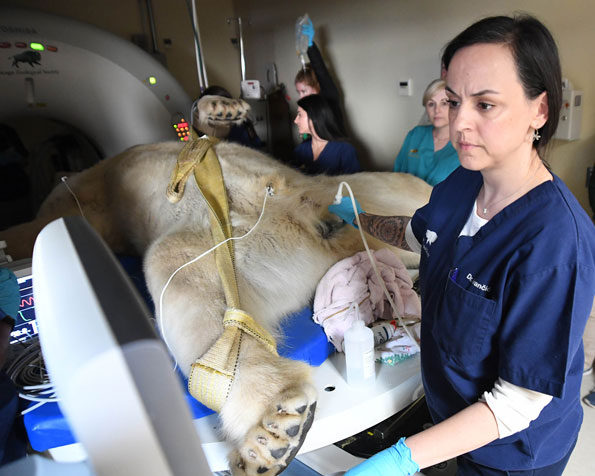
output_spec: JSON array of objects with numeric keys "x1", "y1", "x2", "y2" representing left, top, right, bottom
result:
[{"x1": 405, "y1": 201, "x2": 553, "y2": 438}]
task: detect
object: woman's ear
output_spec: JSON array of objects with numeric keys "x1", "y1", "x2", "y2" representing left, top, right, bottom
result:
[{"x1": 532, "y1": 91, "x2": 549, "y2": 130}]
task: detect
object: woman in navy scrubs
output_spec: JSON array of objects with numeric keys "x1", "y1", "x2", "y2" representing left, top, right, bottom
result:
[
  {"x1": 292, "y1": 94, "x2": 361, "y2": 176},
  {"x1": 330, "y1": 15, "x2": 595, "y2": 476}
]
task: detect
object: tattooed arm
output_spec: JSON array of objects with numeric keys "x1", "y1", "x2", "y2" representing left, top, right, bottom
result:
[{"x1": 357, "y1": 213, "x2": 413, "y2": 251}]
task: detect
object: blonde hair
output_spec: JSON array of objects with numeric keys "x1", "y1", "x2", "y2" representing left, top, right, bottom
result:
[
  {"x1": 294, "y1": 64, "x2": 320, "y2": 92},
  {"x1": 422, "y1": 79, "x2": 446, "y2": 106}
]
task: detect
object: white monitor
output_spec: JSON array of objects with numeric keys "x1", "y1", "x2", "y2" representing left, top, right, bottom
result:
[{"x1": 19, "y1": 216, "x2": 211, "y2": 476}]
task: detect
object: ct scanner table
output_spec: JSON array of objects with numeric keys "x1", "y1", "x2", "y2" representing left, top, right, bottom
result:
[
  {"x1": 33, "y1": 350, "x2": 422, "y2": 475},
  {"x1": 195, "y1": 351, "x2": 422, "y2": 474},
  {"x1": 19, "y1": 300, "x2": 421, "y2": 473}
]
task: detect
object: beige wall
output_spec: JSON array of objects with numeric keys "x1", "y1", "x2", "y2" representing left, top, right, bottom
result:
[
  {"x1": 2, "y1": 0, "x2": 593, "y2": 211},
  {"x1": 235, "y1": 0, "x2": 595, "y2": 213},
  {"x1": 2, "y1": 0, "x2": 241, "y2": 99}
]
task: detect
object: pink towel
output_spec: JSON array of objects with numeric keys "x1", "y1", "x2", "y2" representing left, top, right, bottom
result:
[{"x1": 313, "y1": 248, "x2": 421, "y2": 351}]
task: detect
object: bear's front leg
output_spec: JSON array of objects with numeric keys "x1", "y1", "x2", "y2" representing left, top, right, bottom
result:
[{"x1": 144, "y1": 232, "x2": 318, "y2": 475}]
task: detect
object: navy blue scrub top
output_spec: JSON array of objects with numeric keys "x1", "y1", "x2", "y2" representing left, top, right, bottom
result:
[
  {"x1": 410, "y1": 167, "x2": 595, "y2": 470},
  {"x1": 292, "y1": 139, "x2": 361, "y2": 176}
]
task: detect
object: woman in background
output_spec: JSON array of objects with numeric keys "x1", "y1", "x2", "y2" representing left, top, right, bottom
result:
[
  {"x1": 393, "y1": 79, "x2": 460, "y2": 186},
  {"x1": 292, "y1": 94, "x2": 360, "y2": 175},
  {"x1": 294, "y1": 17, "x2": 346, "y2": 134}
]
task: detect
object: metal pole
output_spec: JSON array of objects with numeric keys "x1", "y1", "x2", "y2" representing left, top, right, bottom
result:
[
  {"x1": 238, "y1": 17, "x2": 246, "y2": 81},
  {"x1": 191, "y1": 0, "x2": 208, "y2": 91},
  {"x1": 145, "y1": 0, "x2": 159, "y2": 53}
]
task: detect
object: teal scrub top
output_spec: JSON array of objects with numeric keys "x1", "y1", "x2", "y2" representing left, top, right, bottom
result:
[{"x1": 393, "y1": 125, "x2": 460, "y2": 186}]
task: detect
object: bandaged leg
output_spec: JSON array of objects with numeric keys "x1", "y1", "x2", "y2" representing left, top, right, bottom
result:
[{"x1": 188, "y1": 308, "x2": 277, "y2": 412}]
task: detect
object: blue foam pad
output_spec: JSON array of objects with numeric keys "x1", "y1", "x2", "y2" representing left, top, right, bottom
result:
[{"x1": 23, "y1": 256, "x2": 335, "y2": 451}]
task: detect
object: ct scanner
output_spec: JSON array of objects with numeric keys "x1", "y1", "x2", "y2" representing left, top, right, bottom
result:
[
  {"x1": 0, "y1": 6, "x2": 426, "y2": 476},
  {"x1": 0, "y1": 6, "x2": 192, "y2": 159}
]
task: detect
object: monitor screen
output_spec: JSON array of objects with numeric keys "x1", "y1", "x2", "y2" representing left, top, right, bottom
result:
[{"x1": 8, "y1": 262, "x2": 38, "y2": 344}]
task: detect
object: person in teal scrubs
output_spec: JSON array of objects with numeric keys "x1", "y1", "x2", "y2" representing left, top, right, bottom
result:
[{"x1": 393, "y1": 79, "x2": 459, "y2": 186}]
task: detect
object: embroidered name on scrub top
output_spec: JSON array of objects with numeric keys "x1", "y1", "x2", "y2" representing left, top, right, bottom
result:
[{"x1": 466, "y1": 272, "x2": 491, "y2": 293}]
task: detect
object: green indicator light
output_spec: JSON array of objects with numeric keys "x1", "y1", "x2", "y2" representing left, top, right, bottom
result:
[
  {"x1": 148, "y1": 76, "x2": 157, "y2": 85},
  {"x1": 30, "y1": 42, "x2": 44, "y2": 51}
]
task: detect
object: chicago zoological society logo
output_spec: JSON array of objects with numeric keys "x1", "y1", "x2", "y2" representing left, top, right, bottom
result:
[{"x1": 422, "y1": 229, "x2": 437, "y2": 257}]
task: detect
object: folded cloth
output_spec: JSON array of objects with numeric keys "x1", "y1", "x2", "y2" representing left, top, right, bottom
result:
[
  {"x1": 375, "y1": 322, "x2": 421, "y2": 366},
  {"x1": 313, "y1": 248, "x2": 420, "y2": 351}
]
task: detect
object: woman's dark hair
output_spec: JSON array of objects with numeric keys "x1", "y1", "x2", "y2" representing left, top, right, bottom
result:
[
  {"x1": 297, "y1": 94, "x2": 344, "y2": 141},
  {"x1": 441, "y1": 15, "x2": 562, "y2": 157}
]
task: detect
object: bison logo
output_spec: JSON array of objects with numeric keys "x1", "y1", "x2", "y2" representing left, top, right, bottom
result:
[{"x1": 11, "y1": 50, "x2": 41, "y2": 68}]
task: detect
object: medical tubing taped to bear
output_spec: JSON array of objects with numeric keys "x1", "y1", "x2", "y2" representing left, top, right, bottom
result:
[{"x1": 166, "y1": 136, "x2": 278, "y2": 412}]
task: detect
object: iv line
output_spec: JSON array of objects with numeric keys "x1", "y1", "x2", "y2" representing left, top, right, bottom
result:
[{"x1": 158, "y1": 185, "x2": 274, "y2": 365}]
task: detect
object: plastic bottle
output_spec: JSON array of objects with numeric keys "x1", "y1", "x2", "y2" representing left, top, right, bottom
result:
[
  {"x1": 344, "y1": 319, "x2": 376, "y2": 387},
  {"x1": 295, "y1": 14, "x2": 310, "y2": 71}
]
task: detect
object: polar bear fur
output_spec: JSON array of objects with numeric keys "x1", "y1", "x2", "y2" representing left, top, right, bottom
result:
[{"x1": 2, "y1": 139, "x2": 431, "y2": 474}]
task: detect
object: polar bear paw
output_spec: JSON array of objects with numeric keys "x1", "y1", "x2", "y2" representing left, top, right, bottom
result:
[
  {"x1": 229, "y1": 383, "x2": 317, "y2": 475},
  {"x1": 197, "y1": 95, "x2": 250, "y2": 126}
]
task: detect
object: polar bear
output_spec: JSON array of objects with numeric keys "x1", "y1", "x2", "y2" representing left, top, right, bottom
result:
[{"x1": 2, "y1": 100, "x2": 431, "y2": 475}]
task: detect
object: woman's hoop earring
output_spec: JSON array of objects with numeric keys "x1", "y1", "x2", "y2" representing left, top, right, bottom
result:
[{"x1": 533, "y1": 129, "x2": 541, "y2": 142}]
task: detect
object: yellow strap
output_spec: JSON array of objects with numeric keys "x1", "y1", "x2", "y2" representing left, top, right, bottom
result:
[
  {"x1": 188, "y1": 324, "x2": 242, "y2": 412},
  {"x1": 189, "y1": 308, "x2": 277, "y2": 412},
  {"x1": 223, "y1": 308, "x2": 278, "y2": 355},
  {"x1": 166, "y1": 138, "x2": 214, "y2": 204},
  {"x1": 192, "y1": 145, "x2": 239, "y2": 307}
]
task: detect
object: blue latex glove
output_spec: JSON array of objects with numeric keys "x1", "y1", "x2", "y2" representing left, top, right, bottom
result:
[
  {"x1": 301, "y1": 17, "x2": 315, "y2": 47},
  {"x1": 328, "y1": 196, "x2": 363, "y2": 228},
  {"x1": 345, "y1": 437, "x2": 420, "y2": 476},
  {"x1": 0, "y1": 268, "x2": 19, "y2": 320}
]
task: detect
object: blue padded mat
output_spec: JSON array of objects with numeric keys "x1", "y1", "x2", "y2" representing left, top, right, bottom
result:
[{"x1": 23, "y1": 256, "x2": 335, "y2": 452}]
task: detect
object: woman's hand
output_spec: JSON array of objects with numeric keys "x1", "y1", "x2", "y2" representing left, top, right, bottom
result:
[
  {"x1": 328, "y1": 196, "x2": 363, "y2": 228},
  {"x1": 345, "y1": 437, "x2": 420, "y2": 476},
  {"x1": 301, "y1": 17, "x2": 315, "y2": 47}
]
